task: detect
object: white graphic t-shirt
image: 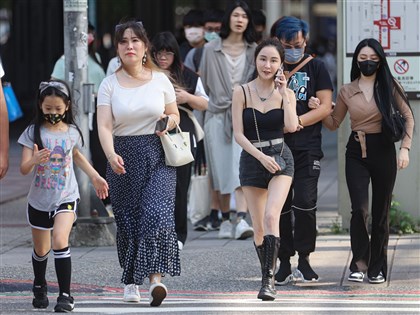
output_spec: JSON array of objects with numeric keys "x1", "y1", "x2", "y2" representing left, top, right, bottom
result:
[{"x1": 18, "y1": 125, "x2": 82, "y2": 212}]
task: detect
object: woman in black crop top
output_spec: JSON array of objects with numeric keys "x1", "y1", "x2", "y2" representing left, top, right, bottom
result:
[{"x1": 232, "y1": 38, "x2": 298, "y2": 301}]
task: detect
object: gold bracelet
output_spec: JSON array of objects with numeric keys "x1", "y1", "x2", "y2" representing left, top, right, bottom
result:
[{"x1": 298, "y1": 116, "x2": 303, "y2": 126}]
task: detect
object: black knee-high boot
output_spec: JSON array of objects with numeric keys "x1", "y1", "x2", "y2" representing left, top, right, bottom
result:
[
  {"x1": 254, "y1": 242, "x2": 265, "y2": 276},
  {"x1": 258, "y1": 235, "x2": 280, "y2": 301}
]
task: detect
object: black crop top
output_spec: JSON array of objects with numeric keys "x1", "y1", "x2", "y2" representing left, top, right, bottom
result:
[{"x1": 241, "y1": 85, "x2": 284, "y2": 141}]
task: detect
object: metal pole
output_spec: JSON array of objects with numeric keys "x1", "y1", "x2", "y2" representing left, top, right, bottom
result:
[
  {"x1": 63, "y1": 0, "x2": 90, "y2": 217},
  {"x1": 263, "y1": 0, "x2": 283, "y2": 36}
]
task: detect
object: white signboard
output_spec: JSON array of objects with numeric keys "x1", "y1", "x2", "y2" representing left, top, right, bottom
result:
[
  {"x1": 344, "y1": 0, "x2": 420, "y2": 99},
  {"x1": 64, "y1": 0, "x2": 88, "y2": 12}
]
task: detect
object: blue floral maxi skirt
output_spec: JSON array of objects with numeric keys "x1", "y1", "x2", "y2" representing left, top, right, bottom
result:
[{"x1": 107, "y1": 134, "x2": 180, "y2": 285}]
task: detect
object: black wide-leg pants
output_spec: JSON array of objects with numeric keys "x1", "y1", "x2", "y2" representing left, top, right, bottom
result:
[{"x1": 346, "y1": 132, "x2": 396, "y2": 279}]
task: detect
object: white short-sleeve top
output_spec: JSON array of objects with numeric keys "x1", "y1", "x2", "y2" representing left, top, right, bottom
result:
[{"x1": 97, "y1": 71, "x2": 176, "y2": 136}]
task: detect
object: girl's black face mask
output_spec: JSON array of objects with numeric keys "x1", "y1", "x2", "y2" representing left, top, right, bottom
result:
[
  {"x1": 358, "y1": 60, "x2": 379, "y2": 77},
  {"x1": 43, "y1": 113, "x2": 66, "y2": 125}
]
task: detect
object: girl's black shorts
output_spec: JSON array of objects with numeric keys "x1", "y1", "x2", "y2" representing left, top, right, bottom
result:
[{"x1": 27, "y1": 201, "x2": 78, "y2": 230}]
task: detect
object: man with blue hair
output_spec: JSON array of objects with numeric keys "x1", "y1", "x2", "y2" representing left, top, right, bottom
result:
[{"x1": 273, "y1": 16, "x2": 333, "y2": 285}]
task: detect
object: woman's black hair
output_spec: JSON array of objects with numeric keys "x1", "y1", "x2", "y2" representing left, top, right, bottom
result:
[
  {"x1": 182, "y1": 9, "x2": 204, "y2": 27},
  {"x1": 219, "y1": 0, "x2": 256, "y2": 43},
  {"x1": 350, "y1": 38, "x2": 413, "y2": 137},
  {"x1": 151, "y1": 31, "x2": 184, "y2": 85},
  {"x1": 30, "y1": 79, "x2": 84, "y2": 150},
  {"x1": 254, "y1": 37, "x2": 284, "y2": 63}
]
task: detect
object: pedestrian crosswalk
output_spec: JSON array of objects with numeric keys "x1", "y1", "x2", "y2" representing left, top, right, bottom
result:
[
  {"x1": 2, "y1": 279, "x2": 420, "y2": 314},
  {"x1": 63, "y1": 296, "x2": 420, "y2": 314},
  {"x1": 2, "y1": 292, "x2": 420, "y2": 314}
]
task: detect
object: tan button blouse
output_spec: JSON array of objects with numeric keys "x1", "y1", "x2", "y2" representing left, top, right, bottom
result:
[{"x1": 323, "y1": 79, "x2": 414, "y2": 149}]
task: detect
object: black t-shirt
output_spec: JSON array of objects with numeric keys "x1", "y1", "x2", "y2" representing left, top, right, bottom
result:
[{"x1": 284, "y1": 54, "x2": 333, "y2": 151}]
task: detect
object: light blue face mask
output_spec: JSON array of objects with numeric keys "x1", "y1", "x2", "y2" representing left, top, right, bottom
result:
[
  {"x1": 204, "y1": 31, "x2": 219, "y2": 42},
  {"x1": 284, "y1": 47, "x2": 305, "y2": 63}
]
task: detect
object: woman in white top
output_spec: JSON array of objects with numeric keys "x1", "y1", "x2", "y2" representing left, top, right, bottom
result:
[{"x1": 96, "y1": 20, "x2": 180, "y2": 307}]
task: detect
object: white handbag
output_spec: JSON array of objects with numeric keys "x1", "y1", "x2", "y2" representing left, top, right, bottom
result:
[{"x1": 160, "y1": 121, "x2": 195, "y2": 167}]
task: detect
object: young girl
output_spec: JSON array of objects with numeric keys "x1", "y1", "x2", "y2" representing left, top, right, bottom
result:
[{"x1": 18, "y1": 80, "x2": 109, "y2": 312}]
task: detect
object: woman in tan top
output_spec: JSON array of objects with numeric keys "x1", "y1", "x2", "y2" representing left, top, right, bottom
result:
[{"x1": 321, "y1": 38, "x2": 414, "y2": 284}]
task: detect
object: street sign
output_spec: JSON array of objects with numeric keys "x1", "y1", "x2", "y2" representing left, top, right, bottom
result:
[
  {"x1": 394, "y1": 59, "x2": 409, "y2": 75},
  {"x1": 344, "y1": 0, "x2": 420, "y2": 99}
]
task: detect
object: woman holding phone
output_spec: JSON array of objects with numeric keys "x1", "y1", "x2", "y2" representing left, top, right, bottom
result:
[{"x1": 232, "y1": 38, "x2": 298, "y2": 301}]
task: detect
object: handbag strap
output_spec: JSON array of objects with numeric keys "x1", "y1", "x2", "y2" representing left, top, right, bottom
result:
[
  {"x1": 167, "y1": 115, "x2": 185, "y2": 136},
  {"x1": 284, "y1": 55, "x2": 313, "y2": 80},
  {"x1": 247, "y1": 84, "x2": 283, "y2": 156}
]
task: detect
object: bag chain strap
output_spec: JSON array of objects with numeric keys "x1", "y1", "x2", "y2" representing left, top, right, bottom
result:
[{"x1": 248, "y1": 83, "x2": 283, "y2": 156}]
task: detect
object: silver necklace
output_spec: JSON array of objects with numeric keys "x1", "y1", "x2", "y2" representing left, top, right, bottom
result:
[
  {"x1": 254, "y1": 82, "x2": 275, "y2": 102},
  {"x1": 121, "y1": 67, "x2": 145, "y2": 80}
]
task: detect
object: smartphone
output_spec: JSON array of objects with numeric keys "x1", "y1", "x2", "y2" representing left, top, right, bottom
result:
[
  {"x1": 274, "y1": 69, "x2": 279, "y2": 81},
  {"x1": 274, "y1": 67, "x2": 283, "y2": 80},
  {"x1": 155, "y1": 116, "x2": 169, "y2": 132}
]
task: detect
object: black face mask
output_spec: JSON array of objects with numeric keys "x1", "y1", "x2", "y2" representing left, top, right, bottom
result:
[
  {"x1": 358, "y1": 60, "x2": 379, "y2": 77},
  {"x1": 43, "y1": 113, "x2": 66, "y2": 125}
]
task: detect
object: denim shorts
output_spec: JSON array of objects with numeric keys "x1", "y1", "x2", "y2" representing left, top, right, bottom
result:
[
  {"x1": 27, "y1": 201, "x2": 78, "y2": 230},
  {"x1": 239, "y1": 142, "x2": 294, "y2": 189}
]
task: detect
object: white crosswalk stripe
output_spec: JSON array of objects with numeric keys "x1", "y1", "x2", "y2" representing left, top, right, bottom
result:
[{"x1": 72, "y1": 297, "x2": 420, "y2": 314}]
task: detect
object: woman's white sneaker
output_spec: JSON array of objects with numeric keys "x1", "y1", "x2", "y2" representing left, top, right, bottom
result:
[
  {"x1": 149, "y1": 282, "x2": 167, "y2": 307},
  {"x1": 348, "y1": 271, "x2": 364, "y2": 282},
  {"x1": 368, "y1": 272, "x2": 385, "y2": 284},
  {"x1": 218, "y1": 220, "x2": 233, "y2": 239},
  {"x1": 234, "y1": 219, "x2": 254, "y2": 240},
  {"x1": 123, "y1": 284, "x2": 140, "y2": 302}
]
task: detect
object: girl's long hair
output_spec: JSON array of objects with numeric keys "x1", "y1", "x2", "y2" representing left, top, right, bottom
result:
[
  {"x1": 350, "y1": 38, "x2": 413, "y2": 136},
  {"x1": 30, "y1": 79, "x2": 84, "y2": 150}
]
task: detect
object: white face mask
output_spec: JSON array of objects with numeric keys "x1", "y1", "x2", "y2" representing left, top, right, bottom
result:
[{"x1": 184, "y1": 27, "x2": 204, "y2": 44}]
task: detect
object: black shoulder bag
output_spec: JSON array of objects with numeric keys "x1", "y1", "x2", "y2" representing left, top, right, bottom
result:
[{"x1": 378, "y1": 89, "x2": 406, "y2": 143}]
